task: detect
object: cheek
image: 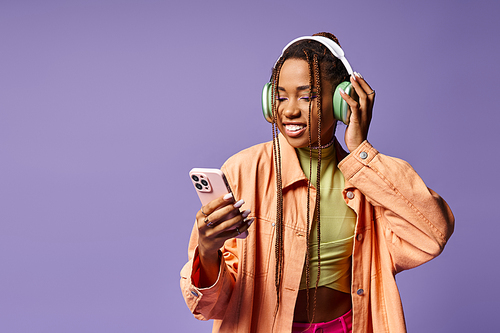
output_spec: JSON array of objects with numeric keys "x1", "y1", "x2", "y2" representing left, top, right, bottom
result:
[
  {"x1": 318, "y1": 104, "x2": 335, "y2": 132},
  {"x1": 275, "y1": 116, "x2": 285, "y2": 130},
  {"x1": 322, "y1": 98, "x2": 334, "y2": 122},
  {"x1": 324, "y1": 107, "x2": 335, "y2": 124}
]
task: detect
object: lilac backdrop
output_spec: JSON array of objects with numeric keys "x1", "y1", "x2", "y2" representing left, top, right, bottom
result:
[{"x1": 1, "y1": 0, "x2": 498, "y2": 332}]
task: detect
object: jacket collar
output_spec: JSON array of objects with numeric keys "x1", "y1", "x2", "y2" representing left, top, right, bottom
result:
[
  {"x1": 278, "y1": 133, "x2": 352, "y2": 190},
  {"x1": 277, "y1": 133, "x2": 308, "y2": 189}
]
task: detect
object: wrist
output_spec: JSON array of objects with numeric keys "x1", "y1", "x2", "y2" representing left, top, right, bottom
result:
[
  {"x1": 196, "y1": 248, "x2": 222, "y2": 288},
  {"x1": 198, "y1": 245, "x2": 221, "y2": 264}
]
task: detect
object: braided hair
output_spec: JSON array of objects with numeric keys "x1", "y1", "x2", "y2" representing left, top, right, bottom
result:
[{"x1": 270, "y1": 32, "x2": 350, "y2": 324}]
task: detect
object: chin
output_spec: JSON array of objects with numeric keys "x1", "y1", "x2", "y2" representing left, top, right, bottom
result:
[{"x1": 283, "y1": 135, "x2": 309, "y2": 149}]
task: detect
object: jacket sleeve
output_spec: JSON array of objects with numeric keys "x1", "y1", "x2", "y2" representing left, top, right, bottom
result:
[
  {"x1": 179, "y1": 222, "x2": 239, "y2": 320},
  {"x1": 338, "y1": 141, "x2": 455, "y2": 273}
]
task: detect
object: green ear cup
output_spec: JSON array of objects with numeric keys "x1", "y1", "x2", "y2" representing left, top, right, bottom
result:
[
  {"x1": 261, "y1": 82, "x2": 273, "y2": 123},
  {"x1": 333, "y1": 81, "x2": 352, "y2": 125}
]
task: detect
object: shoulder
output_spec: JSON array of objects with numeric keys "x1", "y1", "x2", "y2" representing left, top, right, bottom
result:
[
  {"x1": 222, "y1": 140, "x2": 273, "y2": 171},
  {"x1": 221, "y1": 140, "x2": 274, "y2": 192}
]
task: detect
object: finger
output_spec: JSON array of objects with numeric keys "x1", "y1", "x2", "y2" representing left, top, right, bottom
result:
[
  {"x1": 339, "y1": 87, "x2": 361, "y2": 124},
  {"x1": 196, "y1": 193, "x2": 235, "y2": 221},
  {"x1": 198, "y1": 208, "x2": 245, "y2": 239},
  {"x1": 351, "y1": 72, "x2": 375, "y2": 98},
  {"x1": 222, "y1": 215, "x2": 255, "y2": 240},
  {"x1": 339, "y1": 85, "x2": 360, "y2": 109},
  {"x1": 234, "y1": 217, "x2": 255, "y2": 239},
  {"x1": 202, "y1": 210, "x2": 254, "y2": 251},
  {"x1": 213, "y1": 206, "x2": 250, "y2": 232},
  {"x1": 351, "y1": 74, "x2": 375, "y2": 121},
  {"x1": 198, "y1": 199, "x2": 246, "y2": 229},
  {"x1": 203, "y1": 210, "x2": 250, "y2": 241},
  {"x1": 350, "y1": 75, "x2": 374, "y2": 123}
]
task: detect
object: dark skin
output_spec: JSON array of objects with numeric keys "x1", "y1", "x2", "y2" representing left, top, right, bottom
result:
[
  {"x1": 294, "y1": 287, "x2": 352, "y2": 322},
  {"x1": 195, "y1": 59, "x2": 375, "y2": 321}
]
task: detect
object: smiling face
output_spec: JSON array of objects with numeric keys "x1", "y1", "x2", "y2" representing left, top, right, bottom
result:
[{"x1": 276, "y1": 58, "x2": 336, "y2": 149}]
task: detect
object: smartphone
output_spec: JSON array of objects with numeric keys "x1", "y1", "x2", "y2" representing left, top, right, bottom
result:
[
  {"x1": 189, "y1": 168, "x2": 247, "y2": 239},
  {"x1": 189, "y1": 168, "x2": 233, "y2": 206}
]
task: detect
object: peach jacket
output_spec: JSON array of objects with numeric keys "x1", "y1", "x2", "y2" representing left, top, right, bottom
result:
[{"x1": 180, "y1": 135, "x2": 454, "y2": 333}]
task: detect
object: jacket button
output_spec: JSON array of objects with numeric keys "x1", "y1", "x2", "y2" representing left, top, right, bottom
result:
[
  {"x1": 191, "y1": 291, "x2": 199, "y2": 297},
  {"x1": 360, "y1": 151, "x2": 368, "y2": 159},
  {"x1": 356, "y1": 288, "x2": 364, "y2": 295},
  {"x1": 346, "y1": 191, "x2": 354, "y2": 199},
  {"x1": 356, "y1": 233, "x2": 363, "y2": 241}
]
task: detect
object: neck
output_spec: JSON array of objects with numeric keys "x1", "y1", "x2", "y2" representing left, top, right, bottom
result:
[{"x1": 308, "y1": 135, "x2": 335, "y2": 150}]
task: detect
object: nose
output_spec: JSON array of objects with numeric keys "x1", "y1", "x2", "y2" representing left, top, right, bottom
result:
[{"x1": 281, "y1": 99, "x2": 301, "y2": 119}]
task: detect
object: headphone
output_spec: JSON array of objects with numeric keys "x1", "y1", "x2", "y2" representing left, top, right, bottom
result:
[{"x1": 261, "y1": 36, "x2": 354, "y2": 125}]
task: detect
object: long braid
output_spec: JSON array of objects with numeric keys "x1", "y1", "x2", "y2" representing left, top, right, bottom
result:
[
  {"x1": 311, "y1": 53, "x2": 323, "y2": 322},
  {"x1": 304, "y1": 50, "x2": 313, "y2": 323},
  {"x1": 271, "y1": 58, "x2": 285, "y2": 325},
  {"x1": 302, "y1": 51, "x2": 325, "y2": 325}
]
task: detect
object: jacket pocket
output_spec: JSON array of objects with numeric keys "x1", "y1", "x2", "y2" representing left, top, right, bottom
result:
[{"x1": 243, "y1": 215, "x2": 274, "y2": 279}]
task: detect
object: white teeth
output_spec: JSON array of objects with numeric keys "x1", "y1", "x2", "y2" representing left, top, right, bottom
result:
[{"x1": 285, "y1": 124, "x2": 305, "y2": 131}]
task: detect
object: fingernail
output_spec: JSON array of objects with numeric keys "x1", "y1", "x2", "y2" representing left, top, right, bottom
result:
[
  {"x1": 236, "y1": 230, "x2": 248, "y2": 239},
  {"x1": 351, "y1": 74, "x2": 357, "y2": 81},
  {"x1": 245, "y1": 217, "x2": 255, "y2": 226},
  {"x1": 233, "y1": 199, "x2": 245, "y2": 208},
  {"x1": 242, "y1": 209, "x2": 251, "y2": 218},
  {"x1": 223, "y1": 193, "x2": 233, "y2": 200},
  {"x1": 339, "y1": 87, "x2": 345, "y2": 95},
  {"x1": 355, "y1": 71, "x2": 363, "y2": 79}
]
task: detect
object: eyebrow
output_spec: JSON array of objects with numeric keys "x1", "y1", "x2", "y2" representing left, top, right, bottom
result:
[{"x1": 277, "y1": 85, "x2": 315, "y2": 92}]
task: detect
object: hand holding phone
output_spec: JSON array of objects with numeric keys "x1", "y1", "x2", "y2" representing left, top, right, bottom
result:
[
  {"x1": 189, "y1": 168, "x2": 252, "y2": 241},
  {"x1": 188, "y1": 168, "x2": 253, "y2": 287}
]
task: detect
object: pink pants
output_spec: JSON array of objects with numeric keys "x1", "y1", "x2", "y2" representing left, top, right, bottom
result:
[{"x1": 291, "y1": 309, "x2": 352, "y2": 333}]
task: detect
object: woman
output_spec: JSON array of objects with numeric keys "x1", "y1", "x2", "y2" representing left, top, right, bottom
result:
[{"x1": 180, "y1": 32, "x2": 454, "y2": 333}]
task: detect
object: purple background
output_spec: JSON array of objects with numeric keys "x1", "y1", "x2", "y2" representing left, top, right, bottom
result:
[{"x1": 1, "y1": 1, "x2": 498, "y2": 332}]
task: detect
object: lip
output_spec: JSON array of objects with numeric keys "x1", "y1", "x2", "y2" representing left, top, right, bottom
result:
[{"x1": 282, "y1": 122, "x2": 307, "y2": 138}]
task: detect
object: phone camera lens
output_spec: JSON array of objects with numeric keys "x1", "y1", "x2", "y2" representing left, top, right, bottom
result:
[
  {"x1": 195, "y1": 183, "x2": 203, "y2": 190},
  {"x1": 201, "y1": 179, "x2": 208, "y2": 186},
  {"x1": 192, "y1": 175, "x2": 199, "y2": 182}
]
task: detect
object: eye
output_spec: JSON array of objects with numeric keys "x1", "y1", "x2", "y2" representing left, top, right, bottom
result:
[
  {"x1": 277, "y1": 97, "x2": 288, "y2": 102},
  {"x1": 299, "y1": 95, "x2": 317, "y2": 102}
]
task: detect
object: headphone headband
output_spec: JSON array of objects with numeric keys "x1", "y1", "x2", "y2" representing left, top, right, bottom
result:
[{"x1": 274, "y1": 36, "x2": 353, "y2": 75}]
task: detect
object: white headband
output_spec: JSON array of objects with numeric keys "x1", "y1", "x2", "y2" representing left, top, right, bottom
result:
[{"x1": 275, "y1": 35, "x2": 353, "y2": 75}]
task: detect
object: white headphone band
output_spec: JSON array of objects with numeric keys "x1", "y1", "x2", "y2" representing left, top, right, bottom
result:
[{"x1": 274, "y1": 35, "x2": 353, "y2": 75}]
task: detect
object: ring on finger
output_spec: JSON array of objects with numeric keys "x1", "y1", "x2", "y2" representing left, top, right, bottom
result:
[
  {"x1": 204, "y1": 216, "x2": 213, "y2": 227},
  {"x1": 236, "y1": 227, "x2": 240, "y2": 235},
  {"x1": 367, "y1": 90, "x2": 375, "y2": 95},
  {"x1": 201, "y1": 206, "x2": 208, "y2": 217}
]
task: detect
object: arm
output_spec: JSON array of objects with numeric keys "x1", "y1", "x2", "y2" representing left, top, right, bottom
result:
[
  {"x1": 180, "y1": 224, "x2": 240, "y2": 320},
  {"x1": 339, "y1": 73, "x2": 454, "y2": 271},
  {"x1": 339, "y1": 141, "x2": 455, "y2": 272},
  {"x1": 180, "y1": 194, "x2": 253, "y2": 320}
]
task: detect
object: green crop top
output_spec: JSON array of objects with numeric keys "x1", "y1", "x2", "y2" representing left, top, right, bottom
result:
[{"x1": 296, "y1": 143, "x2": 357, "y2": 294}]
